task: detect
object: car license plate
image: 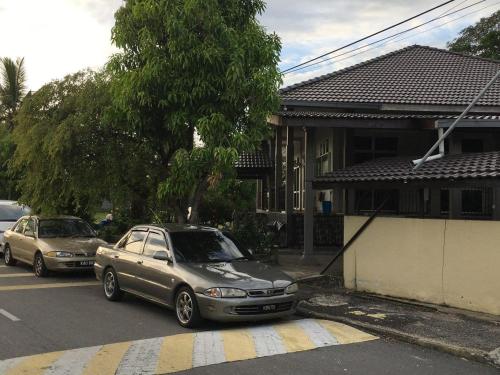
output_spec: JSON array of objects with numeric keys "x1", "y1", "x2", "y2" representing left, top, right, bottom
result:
[
  {"x1": 79, "y1": 260, "x2": 94, "y2": 267},
  {"x1": 262, "y1": 304, "x2": 277, "y2": 311}
]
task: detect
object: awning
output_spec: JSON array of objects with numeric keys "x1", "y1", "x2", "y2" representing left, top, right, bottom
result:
[
  {"x1": 235, "y1": 151, "x2": 272, "y2": 179},
  {"x1": 314, "y1": 151, "x2": 500, "y2": 188}
]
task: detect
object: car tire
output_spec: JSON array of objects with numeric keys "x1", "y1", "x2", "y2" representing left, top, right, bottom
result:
[
  {"x1": 175, "y1": 287, "x2": 202, "y2": 328},
  {"x1": 4, "y1": 245, "x2": 17, "y2": 266},
  {"x1": 33, "y1": 252, "x2": 48, "y2": 277},
  {"x1": 103, "y1": 268, "x2": 123, "y2": 301}
]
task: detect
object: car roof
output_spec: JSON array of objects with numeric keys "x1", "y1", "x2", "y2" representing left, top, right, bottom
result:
[
  {"x1": 131, "y1": 223, "x2": 218, "y2": 233},
  {"x1": 19, "y1": 215, "x2": 82, "y2": 220}
]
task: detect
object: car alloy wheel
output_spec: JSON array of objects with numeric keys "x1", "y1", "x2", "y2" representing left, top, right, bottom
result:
[
  {"x1": 104, "y1": 271, "x2": 116, "y2": 298},
  {"x1": 4, "y1": 245, "x2": 16, "y2": 266},
  {"x1": 176, "y1": 291, "x2": 193, "y2": 325},
  {"x1": 34, "y1": 253, "x2": 48, "y2": 277},
  {"x1": 103, "y1": 268, "x2": 123, "y2": 301},
  {"x1": 175, "y1": 287, "x2": 202, "y2": 328}
]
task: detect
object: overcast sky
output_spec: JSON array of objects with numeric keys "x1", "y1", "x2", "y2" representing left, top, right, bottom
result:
[{"x1": 1, "y1": 0, "x2": 498, "y2": 91}]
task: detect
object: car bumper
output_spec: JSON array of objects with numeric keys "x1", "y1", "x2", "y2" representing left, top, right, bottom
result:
[
  {"x1": 44, "y1": 256, "x2": 96, "y2": 271},
  {"x1": 196, "y1": 293, "x2": 298, "y2": 322}
]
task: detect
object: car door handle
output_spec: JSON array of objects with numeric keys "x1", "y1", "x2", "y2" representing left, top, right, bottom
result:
[
  {"x1": 137, "y1": 260, "x2": 143, "y2": 265},
  {"x1": 114, "y1": 255, "x2": 120, "y2": 259}
]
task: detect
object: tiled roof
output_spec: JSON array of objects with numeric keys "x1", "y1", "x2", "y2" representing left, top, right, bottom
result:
[
  {"x1": 278, "y1": 111, "x2": 500, "y2": 120},
  {"x1": 281, "y1": 45, "x2": 500, "y2": 107},
  {"x1": 315, "y1": 151, "x2": 500, "y2": 184},
  {"x1": 235, "y1": 151, "x2": 272, "y2": 169}
]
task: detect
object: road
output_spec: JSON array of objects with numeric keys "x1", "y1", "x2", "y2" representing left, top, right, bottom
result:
[{"x1": 0, "y1": 261, "x2": 497, "y2": 375}]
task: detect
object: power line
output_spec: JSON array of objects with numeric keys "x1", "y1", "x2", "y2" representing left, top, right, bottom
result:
[
  {"x1": 280, "y1": 0, "x2": 457, "y2": 74},
  {"x1": 286, "y1": 1, "x2": 499, "y2": 77},
  {"x1": 283, "y1": 0, "x2": 488, "y2": 75}
]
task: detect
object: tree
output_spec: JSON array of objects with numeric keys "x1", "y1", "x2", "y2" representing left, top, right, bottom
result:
[
  {"x1": 11, "y1": 70, "x2": 162, "y2": 219},
  {"x1": 109, "y1": 0, "x2": 281, "y2": 223},
  {"x1": 0, "y1": 57, "x2": 27, "y2": 131},
  {"x1": 447, "y1": 10, "x2": 500, "y2": 60}
]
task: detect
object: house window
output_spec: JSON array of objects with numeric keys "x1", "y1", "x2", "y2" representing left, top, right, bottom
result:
[
  {"x1": 354, "y1": 189, "x2": 399, "y2": 213},
  {"x1": 461, "y1": 139, "x2": 483, "y2": 153},
  {"x1": 461, "y1": 189, "x2": 492, "y2": 216},
  {"x1": 440, "y1": 189, "x2": 449, "y2": 214},
  {"x1": 353, "y1": 136, "x2": 398, "y2": 164},
  {"x1": 293, "y1": 157, "x2": 304, "y2": 210},
  {"x1": 316, "y1": 139, "x2": 331, "y2": 176}
]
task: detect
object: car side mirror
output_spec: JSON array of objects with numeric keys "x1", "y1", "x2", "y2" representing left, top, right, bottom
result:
[{"x1": 153, "y1": 251, "x2": 173, "y2": 263}]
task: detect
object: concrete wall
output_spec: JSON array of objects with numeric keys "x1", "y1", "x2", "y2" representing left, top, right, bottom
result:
[{"x1": 344, "y1": 216, "x2": 500, "y2": 315}]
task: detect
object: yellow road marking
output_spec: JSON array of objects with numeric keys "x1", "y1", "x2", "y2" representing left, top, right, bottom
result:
[
  {"x1": 274, "y1": 322, "x2": 316, "y2": 352},
  {"x1": 6, "y1": 351, "x2": 63, "y2": 375},
  {"x1": 82, "y1": 342, "x2": 131, "y2": 375},
  {"x1": 319, "y1": 320, "x2": 377, "y2": 344},
  {"x1": 156, "y1": 333, "x2": 194, "y2": 374},
  {"x1": 0, "y1": 281, "x2": 100, "y2": 292},
  {"x1": 0, "y1": 273, "x2": 33, "y2": 278},
  {"x1": 221, "y1": 329, "x2": 256, "y2": 362}
]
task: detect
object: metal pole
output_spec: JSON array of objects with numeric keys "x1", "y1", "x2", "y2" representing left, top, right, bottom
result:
[{"x1": 413, "y1": 69, "x2": 500, "y2": 171}]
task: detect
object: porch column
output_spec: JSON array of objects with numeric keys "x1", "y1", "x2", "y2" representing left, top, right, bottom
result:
[
  {"x1": 274, "y1": 127, "x2": 283, "y2": 211},
  {"x1": 303, "y1": 127, "x2": 315, "y2": 261},
  {"x1": 269, "y1": 137, "x2": 276, "y2": 210},
  {"x1": 285, "y1": 126, "x2": 295, "y2": 246}
]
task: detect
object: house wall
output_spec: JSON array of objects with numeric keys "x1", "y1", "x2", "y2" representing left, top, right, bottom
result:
[{"x1": 344, "y1": 216, "x2": 500, "y2": 315}]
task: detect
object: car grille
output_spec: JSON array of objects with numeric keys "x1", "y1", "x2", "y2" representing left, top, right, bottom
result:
[
  {"x1": 247, "y1": 288, "x2": 285, "y2": 298},
  {"x1": 74, "y1": 252, "x2": 96, "y2": 257},
  {"x1": 233, "y1": 301, "x2": 294, "y2": 315}
]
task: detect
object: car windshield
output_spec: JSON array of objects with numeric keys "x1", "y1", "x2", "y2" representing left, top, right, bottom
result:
[
  {"x1": 0, "y1": 205, "x2": 30, "y2": 222},
  {"x1": 38, "y1": 219, "x2": 96, "y2": 238},
  {"x1": 170, "y1": 231, "x2": 250, "y2": 263}
]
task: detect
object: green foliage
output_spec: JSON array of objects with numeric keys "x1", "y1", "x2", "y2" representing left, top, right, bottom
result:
[
  {"x1": 0, "y1": 127, "x2": 17, "y2": 199},
  {"x1": 447, "y1": 10, "x2": 500, "y2": 60},
  {"x1": 109, "y1": 0, "x2": 282, "y2": 221},
  {"x1": 11, "y1": 70, "x2": 161, "y2": 218},
  {"x1": 0, "y1": 57, "x2": 27, "y2": 131}
]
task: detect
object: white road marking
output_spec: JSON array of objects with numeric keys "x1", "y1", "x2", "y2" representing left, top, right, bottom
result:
[
  {"x1": 250, "y1": 326, "x2": 287, "y2": 357},
  {"x1": 0, "y1": 357, "x2": 24, "y2": 373},
  {"x1": 115, "y1": 337, "x2": 163, "y2": 375},
  {"x1": 0, "y1": 273, "x2": 33, "y2": 278},
  {"x1": 0, "y1": 308, "x2": 21, "y2": 321},
  {"x1": 296, "y1": 319, "x2": 339, "y2": 347},
  {"x1": 193, "y1": 331, "x2": 225, "y2": 367},
  {"x1": 44, "y1": 346, "x2": 102, "y2": 375}
]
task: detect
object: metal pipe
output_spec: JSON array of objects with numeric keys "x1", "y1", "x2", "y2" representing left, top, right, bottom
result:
[{"x1": 413, "y1": 70, "x2": 500, "y2": 171}]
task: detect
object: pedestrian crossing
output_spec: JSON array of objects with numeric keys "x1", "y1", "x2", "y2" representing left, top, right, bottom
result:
[{"x1": 0, "y1": 319, "x2": 377, "y2": 374}]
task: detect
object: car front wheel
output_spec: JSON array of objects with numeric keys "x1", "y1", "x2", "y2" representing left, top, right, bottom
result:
[
  {"x1": 33, "y1": 252, "x2": 48, "y2": 277},
  {"x1": 4, "y1": 245, "x2": 16, "y2": 266},
  {"x1": 103, "y1": 268, "x2": 123, "y2": 301},
  {"x1": 175, "y1": 287, "x2": 202, "y2": 328}
]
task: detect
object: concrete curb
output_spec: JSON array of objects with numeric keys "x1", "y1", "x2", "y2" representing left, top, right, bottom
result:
[{"x1": 297, "y1": 302, "x2": 499, "y2": 369}]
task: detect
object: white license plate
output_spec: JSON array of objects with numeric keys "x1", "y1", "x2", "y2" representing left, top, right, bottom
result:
[
  {"x1": 262, "y1": 304, "x2": 277, "y2": 311},
  {"x1": 79, "y1": 261, "x2": 94, "y2": 266}
]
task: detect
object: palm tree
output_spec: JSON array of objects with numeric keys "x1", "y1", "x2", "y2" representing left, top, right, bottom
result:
[{"x1": 0, "y1": 57, "x2": 27, "y2": 131}]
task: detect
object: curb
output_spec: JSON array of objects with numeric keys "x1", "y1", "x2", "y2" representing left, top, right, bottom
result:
[{"x1": 297, "y1": 302, "x2": 499, "y2": 369}]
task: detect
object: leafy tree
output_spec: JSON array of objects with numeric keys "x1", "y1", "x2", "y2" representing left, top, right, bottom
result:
[
  {"x1": 109, "y1": 0, "x2": 281, "y2": 223},
  {"x1": 0, "y1": 57, "x2": 27, "y2": 131},
  {"x1": 11, "y1": 70, "x2": 162, "y2": 219},
  {"x1": 447, "y1": 10, "x2": 500, "y2": 60}
]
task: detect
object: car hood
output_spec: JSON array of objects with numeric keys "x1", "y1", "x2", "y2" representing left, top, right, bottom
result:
[
  {"x1": 179, "y1": 261, "x2": 294, "y2": 290},
  {"x1": 39, "y1": 237, "x2": 107, "y2": 254}
]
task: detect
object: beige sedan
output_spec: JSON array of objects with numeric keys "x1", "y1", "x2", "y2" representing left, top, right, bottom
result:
[{"x1": 3, "y1": 215, "x2": 107, "y2": 277}]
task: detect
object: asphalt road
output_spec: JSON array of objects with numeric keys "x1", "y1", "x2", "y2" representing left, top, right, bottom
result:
[{"x1": 0, "y1": 260, "x2": 497, "y2": 374}]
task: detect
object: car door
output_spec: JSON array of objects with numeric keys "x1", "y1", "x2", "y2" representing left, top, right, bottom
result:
[
  {"x1": 9, "y1": 218, "x2": 28, "y2": 261},
  {"x1": 113, "y1": 229, "x2": 148, "y2": 293},
  {"x1": 136, "y1": 231, "x2": 175, "y2": 303},
  {"x1": 21, "y1": 218, "x2": 38, "y2": 264}
]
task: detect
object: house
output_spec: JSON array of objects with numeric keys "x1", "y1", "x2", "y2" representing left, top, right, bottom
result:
[{"x1": 237, "y1": 45, "x2": 500, "y2": 314}]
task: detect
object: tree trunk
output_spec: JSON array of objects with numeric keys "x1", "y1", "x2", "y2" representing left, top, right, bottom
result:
[{"x1": 188, "y1": 178, "x2": 208, "y2": 225}]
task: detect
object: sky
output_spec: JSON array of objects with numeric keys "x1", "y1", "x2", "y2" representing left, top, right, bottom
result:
[{"x1": 0, "y1": 0, "x2": 498, "y2": 91}]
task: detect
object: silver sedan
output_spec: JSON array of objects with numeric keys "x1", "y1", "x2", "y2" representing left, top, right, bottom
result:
[{"x1": 94, "y1": 224, "x2": 298, "y2": 327}]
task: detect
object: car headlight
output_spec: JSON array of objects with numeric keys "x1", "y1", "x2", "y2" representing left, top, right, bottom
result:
[
  {"x1": 203, "y1": 287, "x2": 247, "y2": 298},
  {"x1": 46, "y1": 251, "x2": 74, "y2": 258},
  {"x1": 285, "y1": 283, "x2": 299, "y2": 294}
]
